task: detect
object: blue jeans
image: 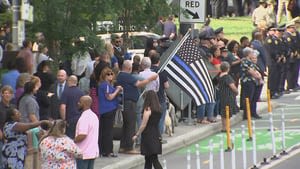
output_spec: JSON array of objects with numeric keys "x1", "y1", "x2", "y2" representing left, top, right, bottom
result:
[
  {"x1": 0, "y1": 140, "x2": 3, "y2": 169},
  {"x1": 136, "y1": 97, "x2": 144, "y2": 128},
  {"x1": 196, "y1": 103, "x2": 215, "y2": 120},
  {"x1": 77, "y1": 159, "x2": 95, "y2": 169},
  {"x1": 159, "y1": 101, "x2": 167, "y2": 134}
]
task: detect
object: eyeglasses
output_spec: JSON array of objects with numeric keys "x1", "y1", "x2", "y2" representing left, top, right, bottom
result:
[
  {"x1": 106, "y1": 73, "x2": 114, "y2": 76},
  {"x1": 115, "y1": 40, "x2": 121, "y2": 43}
]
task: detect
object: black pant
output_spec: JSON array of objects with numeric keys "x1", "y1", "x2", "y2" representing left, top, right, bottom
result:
[
  {"x1": 279, "y1": 62, "x2": 288, "y2": 92},
  {"x1": 100, "y1": 110, "x2": 116, "y2": 155},
  {"x1": 66, "y1": 119, "x2": 78, "y2": 139},
  {"x1": 241, "y1": 81, "x2": 259, "y2": 117},
  {"x1": 287, "y1": 61, "x2": 298, "y2": 90},
  {"x1": 211, "y1": 0, "x2": 222, "y2": 18},
  {"x1": 120, "y1": 100, "x2": 137, "y2": 150},
  {"x1": 268, "y1": 62, "x2": 281, "y2": 95},
  {"x1": 144, "y1": 154, "x2": 162, "y2": 169}
]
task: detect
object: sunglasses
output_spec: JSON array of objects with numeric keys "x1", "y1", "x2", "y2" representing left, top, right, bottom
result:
[
  {"x1": 115, "y1": 40, "x2": 121, "y2": 43},
  {"x1": 106, "y1": 73, "x2": 114, "y2": 76}
]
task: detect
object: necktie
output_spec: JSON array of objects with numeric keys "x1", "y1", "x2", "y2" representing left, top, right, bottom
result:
[{"x1": 58, "y1": 84, "x2": 63, "y2": 98}]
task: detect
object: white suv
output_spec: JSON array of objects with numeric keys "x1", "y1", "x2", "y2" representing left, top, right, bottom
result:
[{"x1": 97, "y1": 31, "x2": 161, "y2": 59}]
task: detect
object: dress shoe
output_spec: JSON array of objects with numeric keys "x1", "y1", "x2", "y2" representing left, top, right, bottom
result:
[
  {"x1": 102, "y1": 153, "x2": 118, "y2": 157},
  {"x1": 252, "y1": 114, "x2": 262, "y2": 119}
]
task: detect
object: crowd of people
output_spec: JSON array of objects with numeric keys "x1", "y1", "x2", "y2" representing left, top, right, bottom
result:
[
  {"x1": 195, "y1": 16, "x2": 300, "y2": 131},
  {"x1": 0, "y1": 4, "x2": 300, "y2": 168},
  {"x1": 0, "y1": 24, "x2": 169, "y2": 168}
]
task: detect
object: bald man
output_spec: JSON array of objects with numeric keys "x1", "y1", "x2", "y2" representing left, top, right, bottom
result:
[
  {"x1": 117, "y1": 60, "x2": 158, "y2": 154},
  {"x1": 49, "y1": 69, "x2": 68, "y2": 120},
  {"x1": 75, "y1": 95, "x2": 99, "y2": 168},
  {"x1": 60, "y1": 75, "x2": 84, "y2": 139}
]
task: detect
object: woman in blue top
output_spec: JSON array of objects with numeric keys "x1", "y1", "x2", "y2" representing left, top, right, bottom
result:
[{"x1": 98, "y1": 67, "x2": 123, "y2": 157}]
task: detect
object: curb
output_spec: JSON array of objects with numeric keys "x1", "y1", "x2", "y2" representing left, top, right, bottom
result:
[{"x1": 102, "y1": 102, "x2": 278, "y2": 169}]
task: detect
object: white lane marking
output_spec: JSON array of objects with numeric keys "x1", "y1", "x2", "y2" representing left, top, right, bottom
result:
[
  {"x1": 295, "y1": 95, "x2": 300, "y2": 100},
  {"x1": 261, "y1": 112, "x2": 300, "y2": 116},
  {"x1": 232, "y1": 127, "x2": 300, "y2": 131}
]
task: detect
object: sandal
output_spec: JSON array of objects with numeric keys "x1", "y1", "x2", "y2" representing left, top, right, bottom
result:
[
  {"x1": 208, "y1": 119, "x2": 217, "y2": 123},
  {"x1": 197, "y1": 119, "x2": 210, "y2": 124}
]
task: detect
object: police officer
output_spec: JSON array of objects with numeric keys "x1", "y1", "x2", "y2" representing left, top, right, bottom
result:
[
  {"x1": 196, "y1": 29, "x2": 217, "y2": 123},
  {"x1": 283, "y1": 22, "x2": 299, "y2": 92},
  {"x1": 276, "y1": 26, "x2": 288, "y2": 96},
  {"x1": 265, "y1": 26, "x2": 283, "y2": 99}
]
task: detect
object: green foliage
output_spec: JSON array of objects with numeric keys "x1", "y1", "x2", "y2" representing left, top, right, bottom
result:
[
  {"x1": 0, "y1": 11, "x2": 11, "y2": 27},
  {"x1": 28, "y1": 0, "x2": 107, "y2": 62},
  {"x1": 3, "y1": 0, "x2": 173, "y2": 64}
]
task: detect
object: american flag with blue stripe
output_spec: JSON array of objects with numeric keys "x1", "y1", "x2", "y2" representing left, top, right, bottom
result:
[{"x1": 164, "y1": 33, "x2": 215, "y2": 105}]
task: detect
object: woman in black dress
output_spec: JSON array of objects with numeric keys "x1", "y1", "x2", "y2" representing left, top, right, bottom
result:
[
  {"x1": 218, "y1": 62, "x2": 239, "y2": 131},
  {"x1": 132, "y1": 90, "x2": 162, "y2": 169}
]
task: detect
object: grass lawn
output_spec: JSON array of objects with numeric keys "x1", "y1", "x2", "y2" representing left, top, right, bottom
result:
[{"x1": 194, "y1": 16, "x2": 255, "y2": 41}]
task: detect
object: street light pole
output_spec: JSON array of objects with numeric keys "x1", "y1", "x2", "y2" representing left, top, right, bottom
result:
[{"x1": 12, "y1": 0, "x2": 20, "y2": 50}]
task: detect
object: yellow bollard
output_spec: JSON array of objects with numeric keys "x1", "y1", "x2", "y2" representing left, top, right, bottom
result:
[
  {"x1": 246, "y1": 98, "x2": 253, "y2": 140},
  {"x1": 225, "y1": 106, "x2": 232, "y2": 150},
  {"x1": 267, "y1": 89, "x2": 272, "y2": 113}
]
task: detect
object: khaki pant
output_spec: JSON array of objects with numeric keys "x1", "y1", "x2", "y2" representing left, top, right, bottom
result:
[
  {"x1": 25, "y1": 131, "x2": 40, "y2": 169},
  {"x1": 277, "y1": 0, "x2": 292, "y2": 23},
  {"x1": 24, "y1": 150, "x2": 40, "y2": 169}
]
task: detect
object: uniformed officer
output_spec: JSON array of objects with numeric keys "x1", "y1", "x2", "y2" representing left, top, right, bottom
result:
[
  {"x1": 293, "y1": 18, "x2": 300, "y2": 90},
  {"x1": 276, "y1": 26, "x2": 289, "y2": 96},
  {"x1": 282, "y1": 22, "x2": 298, "y2": 92},
  {"x1": 196, "y1": 29, "x2": 217, "y2": 124},
  {"x1": 265, "y1": 26, "x2": 284, "y2": 99}
]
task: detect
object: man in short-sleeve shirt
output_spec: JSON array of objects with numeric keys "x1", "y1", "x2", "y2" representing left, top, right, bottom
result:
[
  {"x1": 75, "y1": 96, "x2": 99, "y2": 169},
  {"x1": 60, "y1": 75, "x2": 84, "y2": 139},
  {"x1": 116, "y1": 60, "x2": 158, "y2": 154}
]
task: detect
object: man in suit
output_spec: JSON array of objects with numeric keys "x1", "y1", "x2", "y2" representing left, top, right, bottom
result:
[
  {"x1": 112, "y1": 34, "x2": 126, "y2": 68},
  {"x1": 49, "y1": 69, "x2": 68, "y2": 120}
]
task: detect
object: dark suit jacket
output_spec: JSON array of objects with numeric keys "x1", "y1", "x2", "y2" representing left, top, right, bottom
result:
[{"x1": 49, "y1": 82, "x2": 68, "y2": 119}]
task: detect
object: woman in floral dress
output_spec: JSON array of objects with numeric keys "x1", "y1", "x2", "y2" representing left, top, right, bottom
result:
[
  {"x1": 39, "y1": 119, "x2": 82, "y2": 169},
  {"x1": 2, "y1": 108, "x2": 48, "y2": 169}
]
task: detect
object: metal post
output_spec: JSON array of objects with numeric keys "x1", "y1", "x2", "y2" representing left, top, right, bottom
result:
[
  {"x1": 163, "y1": 159, "x2": 167, "y2": 169},
  {"x1": 196, "y1": 144, "x2": 201, "y2": 169},
  {"x1": 209, "y1": 139, "x2": 214, "y2": 169},
  {"x1": 220, "y1": 135, "x2": 225, "y2": 169},
  {"x1": 225, "y1": 106, "x2": 232, "y2": 151},
  {"x1": 231, "y1": 130, "x2": 236, "y2": 169},
  {"x1": 12, "y1": 0, "x2": 21, "y2": 49},
  {"x1": 242, "y1": 125, "x2": 247, "y2": 169},
  {"x1": 246, "y1": 98, "x2": 253, "y2": 141},
  {"x1": 252, "y1": 121, "x2": 258, "y2": 169},
  {"x1": 269, "y1": 113, "x2": 278, "y2": 160},
  {"x1": 188, "y1": 100, "x2": 193, "y2": 125},
  {"x1": 187, "y1": 149, "x2": 191, "y2": 169},
  {"x1": 280, "y1": 108, "x2": 288, "y2": 155}
]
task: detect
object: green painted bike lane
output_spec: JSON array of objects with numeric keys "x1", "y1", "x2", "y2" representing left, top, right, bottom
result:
[{"x1": 176, "y1": 129, "x2": 300, "y2": 154}]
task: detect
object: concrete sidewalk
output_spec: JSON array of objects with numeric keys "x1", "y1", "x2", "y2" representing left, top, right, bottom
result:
[{"x1": 94, "y1": 100, "x2": 277, "y2": 169}]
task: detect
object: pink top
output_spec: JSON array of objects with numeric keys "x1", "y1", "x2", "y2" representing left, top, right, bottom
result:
[
  {"x1": 76, "y1": 109, "x2": 99, "y2": 159},
  {"x1": 39, "y1": 136, "x2": 82, "y2": 169}
]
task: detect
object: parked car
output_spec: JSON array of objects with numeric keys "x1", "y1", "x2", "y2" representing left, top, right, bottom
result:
[{"x1": 97, "y1": 31, "x2": 161, "y2": 59}]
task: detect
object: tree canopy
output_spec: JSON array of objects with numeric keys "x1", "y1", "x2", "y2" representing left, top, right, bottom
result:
[{"x1": 18, "y1": 0, "x2": 173, "y2": 61}]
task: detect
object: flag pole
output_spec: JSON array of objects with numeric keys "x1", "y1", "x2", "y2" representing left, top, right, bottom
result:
[{"x1": 158, "y1": 30, "x2": 191, "y2": 73}]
